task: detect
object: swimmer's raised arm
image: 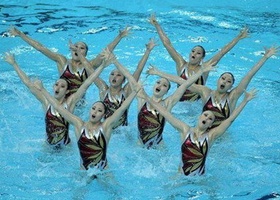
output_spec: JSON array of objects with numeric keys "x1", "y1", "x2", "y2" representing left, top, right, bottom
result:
[
  {"x1": 165, "y1": 63, "x2": 215, "y2": 110},
  {"x1": 4, "y1": 52, "x2": 48, "y2": 108},
  {"x1": 149, "y1": 13, "x2": 185, "y2": 74},
  {"x1": 110, "y1": 52, "x2": 139, "y2": 89},
  {"x1": 90, "y1": 26, "x2": 132, "y2": 69},
  {"x1": 9, "y1": 26, "x2": 66, "y2": 72},
  {"x1": 147, "y1": 65, "x2": 185, "y2": 85},
  {"x1": 209, "y1": 89, "x2": 257, "y2": 143},
  {"x1": 205, "y1": 27, "x2": 249, "y2": 67},
  {"x1": 229, "y1": 45, "x2": 278, "y2": 106},
  {"x1": 133, "y1": 38, "x2": 158, "y2": 80}
]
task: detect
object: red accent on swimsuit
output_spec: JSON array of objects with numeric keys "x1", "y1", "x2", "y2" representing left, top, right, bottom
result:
[
  {"x1": 77, "y1": 128, "x2": 107, "y2": 170},
  {"x1": 179, "y1": 68, "x2": 204, "y2": 101},
  {"x1": 181, "y1": 134, "x2": 208, "y2": 176},
  {"x1": 202, "y1": 95, "x2": 230, "y2": 128},
  {"x1": 45, "y1": 105, "x2": 70, "y2": 148},
  {"x1": 138, "y1": 103, "x2": 165, "y2": 148},
  {"x1": 103, "y1": 92, "x2": 128, "y2": 129},
  {"x1": 60, "y1": 64, "x2": 88, "y2": 98}
]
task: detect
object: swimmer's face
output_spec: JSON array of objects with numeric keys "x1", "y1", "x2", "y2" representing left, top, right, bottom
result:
[
  {"x1": 53, "y1": 79, "x2": 68, "y2": 99},
  {"x1": 109, "y1": 69, "x2": 125, "y2": 87},
  {"x1": 153, "y1": 78, "x2": 170, "y2": 97},
  {"x1": 217, "y1": 73, "x2": 234, "y2": 92},
  {"x1": 198, "y1": 111, "x2": 215, "y2": 130},
  {"x1": 71, "y1": 42, "x2": 88, "y2": 61},
  {"x1": 188, "y1": 46, "x2": 205, "y2": 65},
  {"x1": 90, "y1": 102, "x2": 106, "y2": 122}
]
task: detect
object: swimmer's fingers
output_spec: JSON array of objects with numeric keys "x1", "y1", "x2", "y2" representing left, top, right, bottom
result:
[
  {"x1": 201, "y1": 61, "x2": 217, "y2": 73},
  {"x1": 244, "y1": 88, "x2": 258, "y2": 101},
  {"x1": 149, "y1": 13, "x2": 157, "y2": 25},
  {"x1": 272, "y1": 45, "x2": 280, "y2": 53},
  {"x1": 68, "y1": 40, "x2": 77, "y2": 51},
  {"x1": 239, "y1": 26, "x2": 250, "y2": 39},
  {"x1": 100, "y1": 47, "x2": 111, "y2": 58},
  {"x1": 4, "y1": 52, "x2": 12, "y2": 59},
  {"x1": 119, "y1": 26, "x2": 132, "y2": 38},
  {"x1": 8, "y1": 26, "x2": 19, "y2": 37},
  {"x1": 250, "y1": 88, "x2": 258, "y2": 99},
  {"x1": 210, "y1": 65, "x2": 218, "y2": 72},
  {"x1": 4, "y1": 52, "x2": 15, "y2": 64},
  {"x1": 146, "y1": 38, "x2": 159, "y2": 50},
  {"x1": 146, "y1": 64, "x2": 157, "y2": 75},
  {"x1": 263, "y1": 45, "x2": 279, "y2": 57},
  {"x1": 101, "y1": 48, "x2": 116, "y2": 65}
]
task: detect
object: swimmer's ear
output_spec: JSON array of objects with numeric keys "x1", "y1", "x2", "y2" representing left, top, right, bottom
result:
[{"x1": 66, "y1": 89, "x2": 70, "y2": 95}]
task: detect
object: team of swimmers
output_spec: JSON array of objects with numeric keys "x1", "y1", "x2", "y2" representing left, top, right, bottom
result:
[{"x1": 4, "y1": 14, "x2": 278, "y2": 176}]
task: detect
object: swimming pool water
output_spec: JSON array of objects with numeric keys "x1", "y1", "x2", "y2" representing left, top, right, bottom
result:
[{"x1": 1, "y1": 1, "x2": 280, "y2": 199}]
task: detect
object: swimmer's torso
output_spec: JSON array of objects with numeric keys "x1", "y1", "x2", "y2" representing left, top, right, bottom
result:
[
  {"x1": 138, "y1": 102, "x2": 166, "y2": 148},
  {"x1": 103, "y1": 89, "x2": 128, "y2": 129},
  {"x1": 203, "y1": 92, "x2": 231, "y2": 128},
  {"x1": 181, "y1": 130, "x2": 209, "y2": 176},
  {"x1": 179, "y1": 67, "x2": 204, "y2": 101},
  {"x1": 60, "y1": 60, "x2": 88, "y2": 97},
  {"x1": 77, "y1": 126, "x2": 107, "y2": 170},
  {"x1": 45, "y1": 104, "x2": 70, "y2": 148}
]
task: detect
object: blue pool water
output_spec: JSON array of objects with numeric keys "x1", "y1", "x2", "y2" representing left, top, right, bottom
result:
[{"x1": 1, "y1": 1, "x2": 280, "y2": 199}]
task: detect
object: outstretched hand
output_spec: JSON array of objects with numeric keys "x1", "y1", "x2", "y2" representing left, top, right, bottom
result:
[
  {"x1": 244, "y1": 88, "x2": 257, "y2": 101},
  {"x1": 146, "y1": 64, "x2": 160, "y2": 76},
  {"x1": 149, "y1": 13, "x2": 158, "y2": 26},
  {"x1": 201, "y1": 62, "x2": 217, "y2": 73},
  {"x1": 68, "y1": 40, "x2": 79, "y2": 52},
  {"x1": 100, "y1": 48, "x2": 116, "y2": 66},
  {"x1": 4, "y1": 52, "x2": 16, "y2": 65},
  {"x1": 8, "y1": 26, "x2": 20, "y2": 37},
  {"x1": 146, "y1": 38, "x2": 158, "y2": 50},
  {"x1": 119, "y1": 26, "x2": 132, "y2": 38},
  {"x1": 238, "y1": 26, "x2": 249, "y2": 39},
  {"x1": 264, "y1": 45, "x2": 279, "y2": 58}
]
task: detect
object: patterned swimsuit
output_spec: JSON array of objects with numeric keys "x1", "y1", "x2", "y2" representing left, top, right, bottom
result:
[
  {"x1": 103, "y1": 89, "x2": 128, "y2": 129},
  {"x1": 181, "y1": 130, "x2": 209, "y2": 176},
  {"x1": 203, "y1": 92, "x2": 231, "y2": 128},
  {"x1": 138, "y1": 102, "x2": 165, "y2": 148},
  {"x1": 77, "y1": 126, "x2": 107, "y2": 170},
  {"x1": 60, "y1": 60, "x2": 88, "y2": 98},
  {"x1": 45, "y1": 104, "x2": 70, "y2": 148},
  {"x1": 179, "y1": 67, "x2": 204, "y2": 101}
]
